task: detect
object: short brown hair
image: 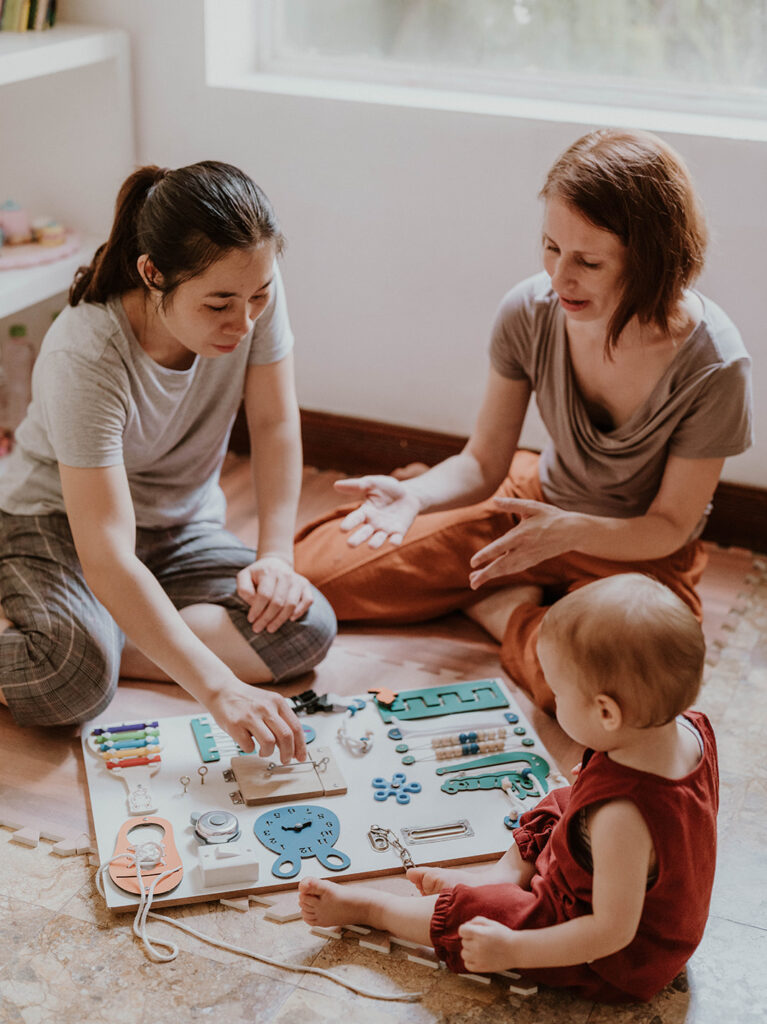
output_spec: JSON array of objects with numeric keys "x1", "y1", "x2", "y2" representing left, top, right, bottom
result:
[
  {"x1": 538, "y1": 574, "x2": 705, "y2": 727},
  {"x1": 540, "y1": 129, "x2": 707, "y2": 355}
]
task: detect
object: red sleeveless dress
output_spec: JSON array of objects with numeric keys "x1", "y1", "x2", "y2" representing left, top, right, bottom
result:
[{"x1": 430, "y1": 711, "x2": 718, "y2": 1002}]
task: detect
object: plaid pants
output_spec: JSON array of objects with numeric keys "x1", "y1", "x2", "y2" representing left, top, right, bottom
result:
[{"x1": 0, "y1": 512, "x2": 336, "y2": 726}]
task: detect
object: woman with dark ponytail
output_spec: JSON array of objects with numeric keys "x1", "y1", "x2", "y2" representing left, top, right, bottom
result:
[{"x1": 0, "y1": 161, "x2": 335, "y2": 760}]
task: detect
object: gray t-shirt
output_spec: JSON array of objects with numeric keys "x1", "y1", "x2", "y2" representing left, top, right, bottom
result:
[
  {"x1": 490, "y1": 273, "x2": 752, "y2": 529},
  {"x1": 0, "y1": 265, "x2": 294, "y2": 528}
]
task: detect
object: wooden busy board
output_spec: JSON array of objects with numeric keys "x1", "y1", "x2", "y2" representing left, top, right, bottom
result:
[{"x1": 82, "y1": 678, "x2": 567, "y2": 911}]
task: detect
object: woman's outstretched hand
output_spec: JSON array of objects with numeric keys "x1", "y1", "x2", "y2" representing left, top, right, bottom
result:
[
  {"x1": 469, "y1": 497, "x2": 580, "y2": 588},
  {"x1": 333, "y1": 475, "x2": 422, "y2": 547}
]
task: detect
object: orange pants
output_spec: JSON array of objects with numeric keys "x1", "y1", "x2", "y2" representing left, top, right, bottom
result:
[{"x1": 294, "y1": 451, "x2": 708, "y2": 713}]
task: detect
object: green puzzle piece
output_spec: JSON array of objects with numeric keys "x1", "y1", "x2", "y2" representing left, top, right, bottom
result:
[{"x1": 375, "y1": 679, "x2": 509, "y2": 723}]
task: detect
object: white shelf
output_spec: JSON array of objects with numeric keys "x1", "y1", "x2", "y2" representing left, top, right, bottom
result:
[
  {"x1": 0, "y1": 236, "x2": 100, "y2": 319},
  {"x1": 0, "y1": 24, "x2": 131, "y2": 316},
  {"x1": 0, "y1": 24, "x2": 125, "y2": 87}
]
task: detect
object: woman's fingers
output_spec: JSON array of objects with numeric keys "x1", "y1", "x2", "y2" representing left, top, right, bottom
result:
[
  {"x1": 333, "y1": 476, "x2": 371, "y2": 495},
  {"x1": 236, "y1": 564, "x2": 258, "y2": 604},
  {"x1": 290, "y1": 580, "x2": 314, "y2": 621},
  {"x1": 340, "y1": 506, "x2": 367, "y2": 532},
  {"x1": 471, "y1": 529, "x2": 516, "y2": 568},
  {"x1": 227, "y1": 697, "x2": 306, "y2": 765},
  {"x1": 469, "y1": 555, "x2": 510, "y2": 589},
  {"x1": 347, "y1": 523, "x2": 375, "y2": 547},
  {"x1": 247, "y1": 572, "x2": 276, "y2": 626}
]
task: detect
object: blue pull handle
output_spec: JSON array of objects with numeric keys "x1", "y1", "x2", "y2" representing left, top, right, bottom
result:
[{"x1": 315, "y1": 846, "x2": 351, "y2": 872}]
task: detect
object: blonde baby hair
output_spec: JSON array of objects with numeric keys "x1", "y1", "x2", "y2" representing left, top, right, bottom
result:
[{"x1": 539, "y1": 573, "x2": 705, "y2": 727}]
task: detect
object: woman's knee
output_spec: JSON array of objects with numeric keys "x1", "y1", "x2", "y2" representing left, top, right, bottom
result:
[
  {"x1": 2, "y1": 622, "x2": 121, "y2": 727},
  {"x1": 266, "y1": 587, "x2": 337, "y2": 681}
]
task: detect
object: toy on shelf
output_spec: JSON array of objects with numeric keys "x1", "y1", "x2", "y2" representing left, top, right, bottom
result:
[
  {"x1": 0, "y1": 200, "x2": 31, "y2": 244},
  {"x1": 0, "y1": 199, "x2": 79, "y2": 270},
  {"x1": 31, "y1": 217, "x2": 66, "y2": 246}
]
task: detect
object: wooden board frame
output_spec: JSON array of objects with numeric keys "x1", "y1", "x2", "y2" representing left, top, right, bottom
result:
[{"x1": 81, "y1": 678, "x2": 566, "y2": 912}]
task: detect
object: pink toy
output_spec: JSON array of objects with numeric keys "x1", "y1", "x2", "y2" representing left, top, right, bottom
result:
[
  {"x1": 0, "y1": 232, "x2": 80, "y2": 270},
  {"x1": 0, "y1": 201, "x2": 32, "y2": 245},
  {"x1": 32, "y1": 217, "x2": 66, "y2": 247}
]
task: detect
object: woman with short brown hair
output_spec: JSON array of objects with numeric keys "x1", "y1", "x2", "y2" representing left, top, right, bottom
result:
[{"x1": 294, "y1": 128, "x2": 752, "y2": 713}]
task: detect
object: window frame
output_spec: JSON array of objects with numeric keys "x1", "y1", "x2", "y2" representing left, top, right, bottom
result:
[{"x1": 205, "y1": 0, "x2": 767, "y2": 143}]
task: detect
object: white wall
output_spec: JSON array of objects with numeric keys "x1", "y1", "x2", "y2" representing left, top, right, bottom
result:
[{"x1": 64, "y1": 0, "x2": 765, "y2": 487}]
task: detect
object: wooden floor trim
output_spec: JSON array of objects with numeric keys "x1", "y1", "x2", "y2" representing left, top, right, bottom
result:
[{"x1": 230, "y1": 407, "x2": 766, "y2": 554}]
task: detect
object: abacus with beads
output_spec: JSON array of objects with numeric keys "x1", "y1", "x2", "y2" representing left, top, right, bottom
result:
[{"x1": 398, "y1": 727, "x2": 512, "y2": 765}]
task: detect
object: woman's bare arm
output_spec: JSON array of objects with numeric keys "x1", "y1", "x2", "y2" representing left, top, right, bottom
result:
[
  {"x1": 59, "y1": 462, "x2": 305, "y2": 761},
  {"x1": 335, "y1": 369, "x2": 532, "y2": 546},
  {"x1": 470, "y1": 454, "x2": 723, "y2": 586}
]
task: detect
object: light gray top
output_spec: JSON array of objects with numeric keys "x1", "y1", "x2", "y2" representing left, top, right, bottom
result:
[
  {"x1": 490, "y1": 273, "x2": 752, "y2": 532},
  {"x1": 0, "y1": 265, "x2": 293, "y2": 528}
]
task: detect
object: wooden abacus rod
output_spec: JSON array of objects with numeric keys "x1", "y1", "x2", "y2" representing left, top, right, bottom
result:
[
  {"x1": 397, "y1": 727, "x2": 510, "y2": 754},
  {"x1": 390, "y1": 718, "x2": 510, "y2": 740},
  {"x1": 404, "y1": 739, "x2": 510, "y2": 764}
]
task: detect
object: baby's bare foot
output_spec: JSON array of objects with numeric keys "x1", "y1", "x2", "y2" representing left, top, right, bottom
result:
[
  {"x1": 298, "y1": 876, "x2": 373, "y2": 928},
  {"x1": 406, "y1": 866, "x2": 470, "y2": 895}
]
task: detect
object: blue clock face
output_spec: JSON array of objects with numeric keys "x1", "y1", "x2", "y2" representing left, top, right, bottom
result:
[{"x1": 253, "y1": 804, "x2": 350, "y2": 878}]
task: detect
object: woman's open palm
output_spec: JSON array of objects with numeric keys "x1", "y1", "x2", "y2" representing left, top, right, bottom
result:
[{"x1": 334, "y1": 475, "x2": 421, "y2": 547}]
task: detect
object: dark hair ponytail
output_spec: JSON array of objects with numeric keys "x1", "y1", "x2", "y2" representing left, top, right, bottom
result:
[{"x1": 69, "y1": 161, "x2": 284, "y2": 307}]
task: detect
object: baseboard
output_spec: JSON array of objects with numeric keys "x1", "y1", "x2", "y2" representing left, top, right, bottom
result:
[{"x1": 230, "y1": 407, "x2": 766, "y2": 554}]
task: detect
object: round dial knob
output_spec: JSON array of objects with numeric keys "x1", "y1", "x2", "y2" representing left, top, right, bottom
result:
[{"x1": 191, "y1": 809, "x2": 241, "y2": 844}]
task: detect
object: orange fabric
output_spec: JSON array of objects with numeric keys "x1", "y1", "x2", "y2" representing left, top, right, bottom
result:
[{"x1": 294, "y1": 451, "x2": 709, "y2": 712}]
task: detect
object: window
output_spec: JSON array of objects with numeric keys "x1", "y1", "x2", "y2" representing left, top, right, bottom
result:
[{"x1": 255, "y1": 0, "x2": 767, "y2": 119}]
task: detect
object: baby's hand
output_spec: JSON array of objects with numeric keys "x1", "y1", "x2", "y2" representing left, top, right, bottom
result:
[{"x1": 458, "y1": 916, "x2": 517, "y2": 974}]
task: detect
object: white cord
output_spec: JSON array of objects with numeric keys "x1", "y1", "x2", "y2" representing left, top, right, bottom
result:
[
  {"x1": 94, "y1": 841, "x2": 181, "y2": 962},
  {"x1": 96, "y1": 840, "x2": 422, "y2": 1003},
  {"x1": 143, "y1": 910, "x2": 422, "y2": 1002},
  {"x1": 336, "y1": 715, "x2": 374, "y2": 756}
]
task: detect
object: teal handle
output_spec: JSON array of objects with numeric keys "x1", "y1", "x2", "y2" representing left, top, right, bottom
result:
[{"x1": 436, "y1": 750, "x2": 550, "y2": 776}]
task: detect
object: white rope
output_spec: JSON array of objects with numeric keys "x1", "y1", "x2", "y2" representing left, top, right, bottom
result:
[
  {"x1": 336, "y1": 715, "x2": 374, "y2": 756},
  {"x1": 94, "y1": 841, "x2": 180, "y2": 962},
  {"x1": 143, "y1": 910, "x2": 422, "y2": 1002},
  {"x1": 95, "y1": 840, "x2": 422, "y2": 1003}
]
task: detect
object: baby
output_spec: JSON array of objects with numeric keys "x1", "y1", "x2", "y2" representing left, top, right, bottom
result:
[{"x1": 299, "y1": 573, "x2": 718, "y2": 1003}]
